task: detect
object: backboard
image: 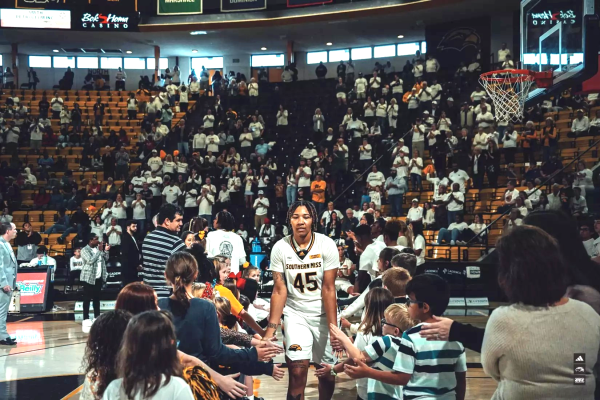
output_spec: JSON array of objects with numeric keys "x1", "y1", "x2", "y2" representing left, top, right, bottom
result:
[{"x1": 520, "y1": 0, "x2": 598, "y2": 106}]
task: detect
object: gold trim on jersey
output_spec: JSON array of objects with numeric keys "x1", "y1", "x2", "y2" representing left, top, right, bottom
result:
[{"x1": 289, "y1": 233, "x2": 315, "y2": 261}]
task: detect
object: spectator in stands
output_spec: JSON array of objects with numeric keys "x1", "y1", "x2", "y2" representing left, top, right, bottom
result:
[
  {"x1": 33, "y1": 187, "x2": 50, "y2": 210},
  {"x1": 406, "y1": 199, "x2": 423, "y2": 226},
  {"x1": 310, "y1": 174, "x2": 327, "y2": 216},
  {"x1": 80, "y1": 233, "x2": 109, "y2": 333},
  {"x1": 253, "y1": 190, "x2": 269, "y2": 231},
  {"x1": 16, "y1": 222, "x2": 42, "y2": 264},
  {"x1": 482, "y1": 226, "x2": 600, "y2": 400},
  {"x1": 443, "y1": 183, "x2": 464, "y2": 226},
  {"x1": 570, "y1": 109, "x2": 590, "y2": 137},
  {"x1": 315, "y1": 62, "x2": 327, "y2": 79},
  {"x1": 580, "y1": 222, "x2": 597, "y2": 257},
  {"x1": 93, "y1": 99, "x2": 105, "y2": 129},
  {"x1": 498, "y1": 180, "x2": 519, "y2": 213},
  {"x1": 351, "y1": 72, "x2": 367, "y2": 101},
  {"x1": 120, "y1": 221, "x2": 141, "y2": 286},
  {"x1": 105, "y1": 217, "x2": 122, "y2": 258},
  {"x1": 141, "y1": 204, "x2": 185, "y2": 298},
  {"x1": 570, "y1": 187, "x2": 588, "y2": 216},
  {"x1": 435, "y1": 213, "x2": 468, "y2": 246}
]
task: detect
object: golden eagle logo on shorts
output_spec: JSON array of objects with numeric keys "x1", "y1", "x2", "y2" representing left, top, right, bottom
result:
[{"x1": 288, "y1": 344, "x2": 303, "y2": 351}]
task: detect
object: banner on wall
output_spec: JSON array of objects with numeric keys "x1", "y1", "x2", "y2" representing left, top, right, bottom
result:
[
  {"x1": 287, "y1": 0, "x2": 332, "y2": 8},
  {"x1": 425, "y1": 17, "x2": 491, "y2": 77},
  {"x1": 157, "y1": 0, "x2": 202, "y2": 15},
  {"x1": 0, "y1": 8, "x2": 71, "y2": 29},
  {"x1": 220, "y1": 0, "x2": 265, "y2": 12}
]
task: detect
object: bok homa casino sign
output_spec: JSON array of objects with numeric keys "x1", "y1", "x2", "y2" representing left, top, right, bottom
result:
[
  {"x1": 530, "y1": 9, "x2": 577, "y2": 25},
  {"x1": 74, "y1": 9, "x2": 139, "y2": 31}
]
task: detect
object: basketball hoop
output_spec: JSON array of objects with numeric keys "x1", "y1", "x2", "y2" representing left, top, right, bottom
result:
[{"x1": 479, "y1": 70, "x2": 553, "y2": 123}]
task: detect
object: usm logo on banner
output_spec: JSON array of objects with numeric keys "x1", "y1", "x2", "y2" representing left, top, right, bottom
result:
[
  {"x1": 221, "y1": 0, "x2": 266, "y2": 12},
  {"x1": 157, "y1": 0, "x2": 202, "y2": 15}
]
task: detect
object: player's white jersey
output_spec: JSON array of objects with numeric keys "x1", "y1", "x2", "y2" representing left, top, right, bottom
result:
[{"x1": 269, "y1": 232, "x2": 339, "y2": 318}]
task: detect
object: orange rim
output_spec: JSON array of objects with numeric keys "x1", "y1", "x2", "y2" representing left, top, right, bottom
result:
[{"x1": 480, "y1": 69, "x2": 535, "y2": 83}]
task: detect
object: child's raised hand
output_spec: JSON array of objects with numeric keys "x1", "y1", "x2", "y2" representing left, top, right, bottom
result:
[
  {"x1": 329, "y1": 323, "x2": 347, "y2": 340},
  {"x1": 344, "y1": 358, "x2": 369, "y2": 379}
]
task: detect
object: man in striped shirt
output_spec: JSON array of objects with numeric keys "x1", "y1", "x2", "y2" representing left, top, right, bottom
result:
[{"x1": 141, "y1": 204, "x2": 186, "y2": 297}]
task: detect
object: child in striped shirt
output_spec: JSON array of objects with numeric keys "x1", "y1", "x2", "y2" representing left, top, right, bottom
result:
[
  {"x1": 336, "y1": 274, "x2": 467, "y2": 400},
  {"x1": 328, "y1": 303, "x2": 415, "y2": 400}
]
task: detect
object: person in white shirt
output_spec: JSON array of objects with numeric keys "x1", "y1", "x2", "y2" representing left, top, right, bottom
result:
[
  {"x1": 206, "y1": 211, "x2": 247, "y2": 273},
  {"x1": 375, "y1": 98, "x2": 387, "y2": 129},
  {"x1": 162, "y1": 181, "x2": 182, "y2": 205},
  {"x1": 156, "y1": 121, "x2": 169, "y2": 137},
  {"x1": 570, "y1": 187, "x2": 588, "y2": 216},
  {"x1": 50, "y1": 92, "x2": 64, "y2": 119},
  {"x1": 387, "y1": 98, "x2": 399, "y2": 130},
  {"x1": 524, "y1": 180, "x2": 541, "y2": 206},
  {"x1": 358, "y1": 138, "x2": 373, "y2": 170},
  {"x1": 147, "y1": 150, "x2": 163, "y2": 175},
  {"x1": 206, "y1": 132, "x2": 219, "y2": 154},
  {"x1": 409, "y1": 149, "x2": 423, "y2": 191},
  {"x1": 105, "y1": 217, "x2": 122, "y2": 248},
  {"x1": 412, "y1": 60, "x2": 424, "y2": 79},
  {"x1": 498, "y1": 180, "x2": 519, "y2": 213},
  {"x1": 300, "y1": 142, "x2": 318, "y2": 160},
  {"x1": 573, "y1": 161, "x2": 594, "y2": 196},
  {"x1": 435, "y1": 213, "x2": 468, "y2": 245},
  {"x1": 390, "y1": 74, "x2": 403, "y2": 102},
  {"x1": 249, "y1": 116, "x2": 264, "y2": 139},
  {"x1": 502, "y1": 55, "x2": 515, "y2": 70},
  {"x1": 406, "y1": 199, "x2": 423, "y2": 225},
  {"x1": 498, "y1": 43, "x2": 511, "y2": 63},
  {"x1": 429, "y1": 79, "x2": 443, "y2": 102},
  {"x1": 411, "y1": 121, "x2": 425, "y2": 158},
  {"x1": 276, "y1": 105, "x2": 289, "y2": 127},
  {"x1": 363, "y1": 97, "x2": 376, "y2": 127},
  {"x1": 502, "y1": 123, "x2": 518, "y2": 164},
  {"x1": 203, "y1": 109, "x2": 215, "y2": 129},
  {"x1": 354, "y1": 73, "x2": 368, "y2": 99},
  {"x1": 473, "y1": 126, "x2": 489, "y2": 151},
  {"x1": 252, "y1": 190, "x2": 270, "y2": 231},
  {"x1": 448, "y1": 164, "x2": 470, "y2": 193},
  {"x1": 546, "y1": 183, "x2": 562, "y2": 211},
  {"x1": 392, "y1": 149, "x2": 410, "y2": 180},
  {"x1": 196, "y1": 186, "x2": 214, "y2": 224},
  {"x1": 443, "y1": 183, "x2": 465, "y2": 227},
  {"x1": 470, "y1": 87, "x2": 486, "y2": 103},
  {"x1": 369, "y1": 71, "x2": 381, "y2": 98},
  {"x1": 425, "y1": 54, "x2": 440, "y2": 81},
  {"x1": 29, "y1": 247, "x2": 57, "y2": 281},
  {"x1": 476, "y1": 105, "x2": 494, "y2": 131},
  {"x1": 131, "y1": 193, "x2": 147, "y2": 233},
  {"x1": 248, "y1": 77, "x2": 259, "y2": 103},
  {"x1": 366, "y1": 166, "x2": 385, "y2": 190},
  {"x1": 417, "y1": 82, "x2": 433, "y2": 111}
]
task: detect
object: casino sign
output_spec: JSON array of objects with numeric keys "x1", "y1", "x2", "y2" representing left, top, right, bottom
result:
[{"x1": 81, "y1": 12, "x2": 130, "y2": 29}]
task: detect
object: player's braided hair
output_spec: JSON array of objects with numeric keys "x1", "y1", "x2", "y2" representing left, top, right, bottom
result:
[
  {"x1": 286, "y1": 200, "x2": 319, "y2": 232},
  {"x1": 215, "y1": 210, "x2": 235, "y2": 231}
]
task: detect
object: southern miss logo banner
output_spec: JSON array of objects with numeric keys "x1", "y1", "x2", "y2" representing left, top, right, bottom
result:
[
  {"x1": 287, "y1": 0, "x2": 332, "y2": 8},
  {"x1": 157, "y1": 0, "x2": 202, "y2": 15},
  {"x1": 221, "y1": 0, "x2": 266, "y2": 12},
  {"x1": 425, "y1": 17, "x2": 491, "y2": 78}
]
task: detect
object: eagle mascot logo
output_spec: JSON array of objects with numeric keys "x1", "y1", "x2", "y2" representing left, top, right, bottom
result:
[{"x1": 437, "y1": 27, "x2": 481, "y2": 52}]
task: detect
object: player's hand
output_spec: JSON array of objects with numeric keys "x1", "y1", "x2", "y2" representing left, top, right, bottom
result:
[
  {"x1": 272, "y1": 364, "x2": 285, "y2": 381},
  {"x1": 256, "y1": 338, "x2": 283, "y2": 352},
  {"x1": 340, "y1": 317, "x2": 352, "y2": 329},
  {"x1": 314, "y1": 363, "x2": 332, "y2": 378},
  {"x1": 344, "y1": 358, "x2": 369, "y2": 379},
  {"x1": 213, "y1": 372, "x2": 247, "y2": 399},
  {"x1": 256, "y1": 345, "x2": 280, "y2": 362}
]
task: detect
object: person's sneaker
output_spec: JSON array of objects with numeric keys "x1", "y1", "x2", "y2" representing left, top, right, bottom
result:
[
  {"x1": 430, "y1": 242, "x2": 438, "y2": 246},
  {"x1": 82, "y1": 319, "x2": 93, "y2": 334},
  {"x1": 450, "y1": 240, "x2": 456, "y2": 245},
  {"x1": 458, "y1": 240, "x2": 467, "y2": 245}
]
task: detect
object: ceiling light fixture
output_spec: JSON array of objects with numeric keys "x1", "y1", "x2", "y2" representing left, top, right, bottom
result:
[
  {"x1": 53, "y1": 49, "x2": 59, "y2": 53},
  {"x1": 192, "y1": 49, "x2": 198, "y2": 53},
  {"x1": 126, "y1": 50, "x2": 133, "y2": 54},
  {"x1": 397, "y1": 35, "x2": 404, "y2": 39},
  {"x1": 326, "y1": 42, "x2": 333, "y2": 46},
  {"x1": 190, "y1": 31, "x2": 207, "y2": 35},
  {"x1": 261, "y1": 47, "x2": 267, "y2": 51}
]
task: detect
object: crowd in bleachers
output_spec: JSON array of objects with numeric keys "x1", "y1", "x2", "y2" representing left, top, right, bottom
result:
[{"x1": 1, "y1": 42, "x2": 600, "y2": 400}]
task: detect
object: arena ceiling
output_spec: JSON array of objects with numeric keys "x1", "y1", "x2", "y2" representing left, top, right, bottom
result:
[{"x1": 0, "y1": 0, "x2": 519, "y2": 57}]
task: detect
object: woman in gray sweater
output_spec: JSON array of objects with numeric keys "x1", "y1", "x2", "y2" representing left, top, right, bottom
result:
[{"x1": 481, "y1": 225, "x2": 600, "y2": 400}]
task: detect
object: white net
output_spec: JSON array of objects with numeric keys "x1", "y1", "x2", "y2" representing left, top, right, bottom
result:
[{"x1": 479, "y1": 71, "x2": 536, "y2": 123}]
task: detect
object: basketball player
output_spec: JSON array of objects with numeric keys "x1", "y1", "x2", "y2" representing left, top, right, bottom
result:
[{"x1": 264, "y1": 201, "x2": 339, "y2": 400}]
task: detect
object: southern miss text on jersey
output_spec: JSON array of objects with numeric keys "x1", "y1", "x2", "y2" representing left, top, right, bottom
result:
[{"x1": 269, "y1": 232, "x2": 339, "y2": 318}]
